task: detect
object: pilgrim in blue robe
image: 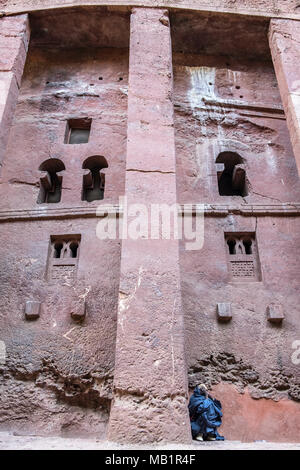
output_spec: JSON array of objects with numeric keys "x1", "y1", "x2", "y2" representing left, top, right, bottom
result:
[{"x1": 188, "y1": 387, "x2": 225, "y2": 440}]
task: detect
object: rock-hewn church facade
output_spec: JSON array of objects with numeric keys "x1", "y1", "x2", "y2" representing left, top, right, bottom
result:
[{"x1": 0, "y1": 0, "x2": 299, "y2": 443}]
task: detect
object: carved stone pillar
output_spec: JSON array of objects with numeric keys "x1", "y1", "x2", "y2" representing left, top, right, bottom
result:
[
  {"x1": 269, "y1": 19, "x2": 300, "y2": 177},
  {"x1": 108, "y1": 8, "x2": 191, "y2": 443},
  {"x1": 0, "y1": 14, "x2": 30, "y2": 172}
]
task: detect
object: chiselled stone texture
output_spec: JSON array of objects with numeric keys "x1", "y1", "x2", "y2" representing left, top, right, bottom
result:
[
  {"x1": 0, "y1": 9, "x2": 128, "y2": 437},
  {"x1": 0, "y1": 14, "x2": 30, "y2": 170},
  {"x1": 269, "y1": 19, "x2": 300, "y2": 177},
  {"x1": 189, "y1": 352, "x2": 300, "y2": 403},
  {"x1": 0, "y1": 3, "x2": 299, "y2": 445},
  {"x1": 108, "y1": 8, "x2": 191, "y2": 444},
  {"x1": 172, "y1": 7, "x2": 300, "y2": 442},
  {"x1": 210, "y1": 382, "x2": 300, "y2": 442}
]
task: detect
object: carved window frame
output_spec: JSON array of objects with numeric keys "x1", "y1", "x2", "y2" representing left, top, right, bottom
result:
[
  {"x1": 224, "y1": 232, "x2": 261, "y2": 282},
  {"x1": 47, "y1": 234, "x2": 81, "y2": 282}
]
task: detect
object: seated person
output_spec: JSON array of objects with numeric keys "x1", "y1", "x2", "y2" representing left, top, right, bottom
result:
[{"x1": 188, "y1": 383, "x2": 225, "y2": 441}]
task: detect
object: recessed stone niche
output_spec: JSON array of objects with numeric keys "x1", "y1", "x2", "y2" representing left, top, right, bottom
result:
[
  {"x1": 65, "y1": 118, "x2": 92, "y2": 144},
  {"x1": 24, "y1": 300, "x2": 41, "y2": 320},
  {"x1": 47, "y1": 235, "x2": 81, "y2": 282},
  {"x1": 225, "y1": 232, "x2": 261, "y2": 282}
]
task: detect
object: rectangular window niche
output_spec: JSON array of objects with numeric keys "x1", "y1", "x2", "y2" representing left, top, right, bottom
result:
[
  {"x1": 65, "y1": 118, "x2": 92, "y2": 144},
  {"x1": 225, "y1": 232, "x2": 261, "y2": 282},
  {"x1": 47, "y1": 234, "x2": 81, "y2": 282}
]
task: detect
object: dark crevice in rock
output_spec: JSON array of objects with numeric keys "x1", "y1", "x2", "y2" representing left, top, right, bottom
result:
[{"x1": 1, "y1": 359, "x2": 113, "y2": 411}]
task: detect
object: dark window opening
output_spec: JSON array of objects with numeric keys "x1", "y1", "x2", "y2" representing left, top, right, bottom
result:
[
  {"x1": 70, "y1": 242, "x2": 79, "y2": 258},
  {"x1": 37, "y1": 158, "x2": 65, "y2": 204},
  {"x1": 216, "y1": 151, "x2": 248, "y2": 197},
  {"x1": 82, "y1": 155, "x2": 108, "y2": 202},
  {"x1": 53, "y1": 242, "x2": 63, "y2": 258},
  {"x1": 243, "y1": 240, "x2": 252, "y2": 255},
  {"x1": 65, "y1": 118, "x2": 92, "y2": 145},
  {"x1": 227, "y1": 239, "x2": 236, "y2": 255}
]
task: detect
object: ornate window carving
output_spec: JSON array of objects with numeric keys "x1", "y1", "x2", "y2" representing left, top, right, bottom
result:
[
  {"x1": 47, "y1": 235, "x2": 81, "y2": 282},
  {"x1": 225, "y1": 232, "x2": 261, "y2": 281}
]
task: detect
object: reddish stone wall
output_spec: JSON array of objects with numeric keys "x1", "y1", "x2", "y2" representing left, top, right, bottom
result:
[
  {"x1": 0, "y1": 38, "x2": 128, "y2": 436},
  {"x1": 0, "y1": 45, "x2": 128, "y2": 210},
  {"x1": 0, "y1": 219, "x2": 120, "y2": 436},
  {"x1": 0, "y1": 5, "x2": 299, "y2": 444},
  {"x1": 173, "y1": 31, "x2": 300, "y2": 440},
  {"x1": 211, "y1": 383, "x2": 300, "y2": 443},
  {"x1": 0, "y1": 14, "x2": 29, "y2": 169},
  {"x1": 174, "y1": 55, "x2": 300, "y2": 205}
]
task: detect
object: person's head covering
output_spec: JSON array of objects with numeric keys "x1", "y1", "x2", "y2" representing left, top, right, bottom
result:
[
  {"x1": 198, "y1": 383, "x2": 208, "y2": 395},
  {"x1": 198, "y1": 383, "x2": 207, "y2": 391}
]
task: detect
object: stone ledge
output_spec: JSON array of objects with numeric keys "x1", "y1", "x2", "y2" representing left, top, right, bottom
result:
[
  {"x1": 2, "y1": 1, "x2": 300, "y2": 21},
  {"x1": 0, "y1": 203, "x2": 299, "y2": 222},
  {"x1": 0, "y1": 204, "x2": 121, "y2": 222},
  {"x1": 185, "y1": 203, "x2": 300, "y2": 216},
  {"x1": 174, "y1": 99, "x2": 285, "y2": 120},
  {"x1": 203, "y1": 97, "x2": 285, "y2": 117}
]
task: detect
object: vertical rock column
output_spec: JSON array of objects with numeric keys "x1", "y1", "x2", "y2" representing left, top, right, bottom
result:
[
  {"x1": 0, "y1": 14, "x2": 30, "y2": 172},
  {"x1": 269, "y1": 19, "x2": 300, "y2": 177},
  {"x1": 107, "y1": 8, "x2": 191, "y2": 443}
]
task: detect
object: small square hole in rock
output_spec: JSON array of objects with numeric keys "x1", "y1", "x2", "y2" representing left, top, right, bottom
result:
[{"x1": 66, "y1": 118, "x2": 91, "y2": 144}]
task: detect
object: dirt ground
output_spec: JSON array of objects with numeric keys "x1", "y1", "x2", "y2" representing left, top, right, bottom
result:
[{"x1": 0, "y1": 432, "x2": 299, "y2": 450}]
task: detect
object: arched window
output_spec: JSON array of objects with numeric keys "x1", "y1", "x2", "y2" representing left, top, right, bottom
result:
[
  {"x1": 51, "y1": 238, "x2": 80, "y2": 260},
  {"x1": 243, "y1": 239, "x2": 252, "y2": 255},
  {"x1": 70, "y1": 241, "x2": 79, "y2": 258},
  {"x1": 53, "y1": 242, "x2": 63, "y2": 258},
  {"x1": 82, "y1": 155, "x2": 108, "y2": 202},
  {"x1": 227, "y1": 239, "x2": 236, "y2": 255},
  {"x1": 216, "y1": 151, "x2": 248, "y2": 197},
  {"x1": 37, "y1": 158, "x2": 65, "y2": 204},
  {"x1": 48, "y1": 235, "x2": 81, "y2": 282}
]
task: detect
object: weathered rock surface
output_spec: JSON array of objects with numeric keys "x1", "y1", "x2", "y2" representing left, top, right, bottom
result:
[{"x1": 0, "y1": 4, "x2": 299, "y2": 444}]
